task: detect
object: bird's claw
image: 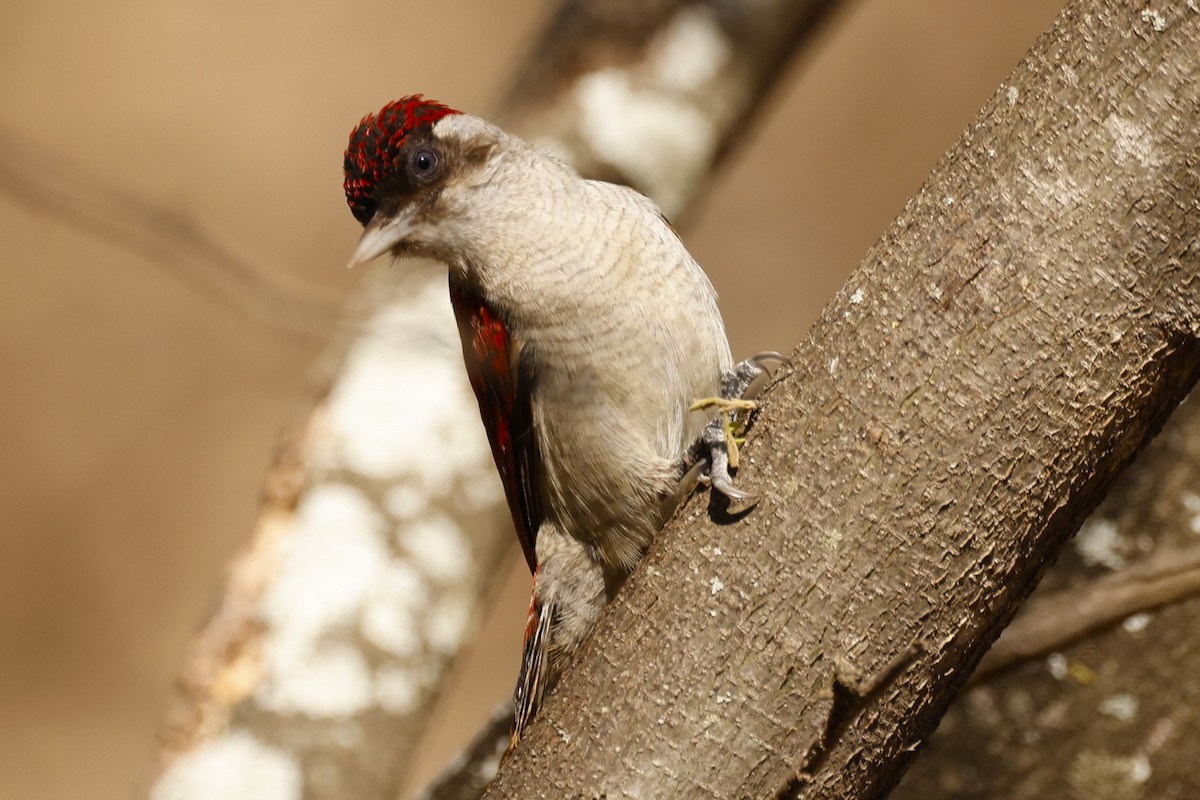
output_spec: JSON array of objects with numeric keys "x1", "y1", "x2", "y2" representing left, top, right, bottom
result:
[
  {"x1": 681, "y1": 352, "x2": 790, "y2": 508},
  {"x1": 705, "y1": 447, "x2": 759, "y2": 508},
  {"x1": 739, "y1": 351, "x2": 792, "y2": 402},
  {"x1": 694, "y1": 414, "x2": 759, "y2": 510},
  {"x1": 748, "y1": 351, "x2": 793, "y2": 372}
]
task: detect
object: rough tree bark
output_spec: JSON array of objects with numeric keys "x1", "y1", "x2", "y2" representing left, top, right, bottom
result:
[
  {"x1": 484, "y1": 1, "x2": 1200, "y2": 798},
  {"x1": 894, "y1": 388, "x2": 1200, "y2": 799},
  {"x1": 146, "y1": 1, "x2": 841, "y2": 799}
]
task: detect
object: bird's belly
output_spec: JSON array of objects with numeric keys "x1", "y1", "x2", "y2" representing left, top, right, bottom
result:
[{"x1": 532, "y1": 371, "x2": 680, "y2": 573}]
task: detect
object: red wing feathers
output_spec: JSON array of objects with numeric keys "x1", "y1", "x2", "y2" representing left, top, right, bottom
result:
[{"x1": 448, "y1": 279, "x2": 542, "y2": 573}]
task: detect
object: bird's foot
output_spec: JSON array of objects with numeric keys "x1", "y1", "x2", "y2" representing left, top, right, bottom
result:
[
  {"x1": 689, "y1": 397, "x2": 754, "y2": 470},
  {"x1": 690, "y1": 396, "x2": 759, "y2": 415},
  {"x1": 695, "y1": 418, "x2": 756, "y2": 510},
  {"x1": 722, "y1": 351, "x2": 792, "y2": 404},
  {"x1": 684, "y1": 352, "x2": 791, "y2": 512}
]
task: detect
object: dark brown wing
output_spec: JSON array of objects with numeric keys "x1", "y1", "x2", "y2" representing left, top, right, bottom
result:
[{"x1": 448, "y1": 279, "x2": 541, "y2": 573}]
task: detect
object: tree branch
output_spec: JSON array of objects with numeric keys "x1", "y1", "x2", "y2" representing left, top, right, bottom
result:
[
  {"x1": 973, "y1": 538, "x2": 1200, "y2": 682},
  {"x1": 484, "y1": 2, "x2": 1200, "y2": 797},
  {"x1": 897, "y1": 387, "x2": 1200, "y2": 798}
]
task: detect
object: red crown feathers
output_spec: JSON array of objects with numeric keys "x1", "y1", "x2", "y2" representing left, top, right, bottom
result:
[{"x1": 343, "y1": 95, "x2": 461, "y2": 224}]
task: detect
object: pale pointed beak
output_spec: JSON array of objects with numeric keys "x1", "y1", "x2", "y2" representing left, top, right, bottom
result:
[{"x1": 347, "y1": 212, "x2": 413, "y2": 269}]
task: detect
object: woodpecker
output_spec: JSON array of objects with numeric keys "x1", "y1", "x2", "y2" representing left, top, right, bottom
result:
[{"x1": 343, "y1": 95, "x2": 781, "y2": 745}]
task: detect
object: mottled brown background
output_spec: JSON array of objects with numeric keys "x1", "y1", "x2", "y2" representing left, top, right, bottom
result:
[{"x1": 0, "y1": 2, "x2": 1060, "y2": 798}]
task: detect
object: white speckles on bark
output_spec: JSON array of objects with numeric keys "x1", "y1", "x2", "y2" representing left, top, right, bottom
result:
[
  {"x1": 374, "y1": 665, "x2": 423, "y2": 715},
  {"x1": 249, "y1": 475, "x2": 484, "y2": 719},
  {"x1": 563, "y1": 5, "x2": 745, "y2": 218},
  {"x1": 575, "y1": 69, "x2": 716, "y2": 218},
  {"x1": 320, "y1": 278, "x2": 490, "y2": 486},
  {"x1": 1140, "y1": 8, "x2": 1168, "y2": 32},
  {"x1": 1098, "y1": 693, "x2": 1139, "y2": 721},
  {"x1": 1104, "y1": 114, "x2": 1164, "y2": 170},
  {"x1": 1068, "y1": 750, "x2": 1152, "y2": 798},
  {"x1": 650, "y1": 7, "x2": 731, "y2": 94},
  {"x1": 1074, "y1": 518, "x2": 1130, "y2": 569},
  {"x1": 1181, "y1": 491, "x2": 1200, "y2": 534},
  {"x1": 255, "y1": 483, "x2": 391, "y2": 715},
  {"x1": 1121, "y1": 612, "x2": 1152, "y2": 633},
  {"x1": 152, "y1": 732, "x2": 302, "y2": 800},
  {"x1": 399, "y1": 511, "x2": 473, "y2": 583},
  {"x1": 1047, "y1": 652, "x2": 1069, "y2": 680},
  {"x1": 426, "y1": 594, "x2": 473, "y2": 654},
  {"x1": 257, "y1": 644, "x2": 375, "y2": 717},
  {"x1": 262, "y1": 484, "x2": 388, "y2": 635},
  {"x1": 385, "y1": 483, "x2": 429, "y2": 519},
  {"x1": 360, "y1": 562, "x2": 426, "y2": 659}
]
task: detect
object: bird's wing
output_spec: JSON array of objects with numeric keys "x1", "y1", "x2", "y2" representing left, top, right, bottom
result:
[{"x1": 448, "y1": 279, "x2": 541, "y2": 573}]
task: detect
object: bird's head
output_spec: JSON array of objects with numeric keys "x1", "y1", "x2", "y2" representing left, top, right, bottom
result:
[{"x1": 343, "y1": 95, "x2": 499, "y2": 268}]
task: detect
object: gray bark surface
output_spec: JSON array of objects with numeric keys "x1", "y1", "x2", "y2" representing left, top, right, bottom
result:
[
  {"x1": 484, "y1": 1, "x2": 1200, "y2": 797},
  {"x1": 895, "y1": 389, "x2": 1200, "y2": 799}
]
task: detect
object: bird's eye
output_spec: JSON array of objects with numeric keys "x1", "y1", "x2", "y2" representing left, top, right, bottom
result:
[{"x1": 410, "y1": 147, "x2": 439, "y2": 179}]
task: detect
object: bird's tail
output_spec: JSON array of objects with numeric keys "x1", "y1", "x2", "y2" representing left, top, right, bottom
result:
[{"x1": 510, "y1": 586, "x2": 553, "y2": 748}]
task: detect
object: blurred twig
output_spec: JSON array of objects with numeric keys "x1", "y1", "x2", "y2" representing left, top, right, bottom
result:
[
  {"x1": 972, "y1": 542, "x2": 1200, "y2": 683},
  {"x1": 413, "y1": 706, "x2": 511, "y2": 800},
  {"x1": 0, "y1": 126, "x2": 342, "y2": 340}
]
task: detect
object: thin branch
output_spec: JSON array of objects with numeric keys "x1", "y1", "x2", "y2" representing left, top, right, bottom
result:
[
  {"x1": 972, "y1": 544, "x2": 1200, "y2": 682},
  {"x1": 0, "y1": 127, "x2": 343, "y2": 340}
]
